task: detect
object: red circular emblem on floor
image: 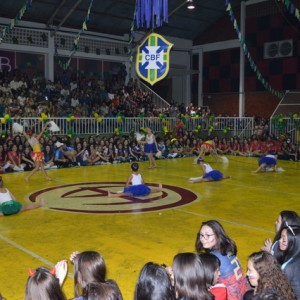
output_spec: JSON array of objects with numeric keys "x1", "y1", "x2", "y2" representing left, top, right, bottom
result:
[{"x1": 28, "y1": 182, "x2": 199, "y2": 214}]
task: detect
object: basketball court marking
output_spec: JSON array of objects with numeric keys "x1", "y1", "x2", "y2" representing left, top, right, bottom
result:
[
  {"x1": 174, "y1": 209, "x2": 274, "y2": 234},
  {"x1": 0, "y1": 233, "x2": 74, "y2": 278}
]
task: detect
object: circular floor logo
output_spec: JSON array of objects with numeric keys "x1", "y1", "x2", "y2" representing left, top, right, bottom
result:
[{"x1": 28, "y1": 182, "x2": 199, "y2": 214}]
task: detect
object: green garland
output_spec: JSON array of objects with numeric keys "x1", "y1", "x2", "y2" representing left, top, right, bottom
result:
[
  {"x1": 0, "y1": 0, "x2": 33, "y2": 44},
  {"x1": 56, "y1": 0, "x2": 94, "y2": 70},
  {"x1": 225, "y1": 0, "x2": 285, "y2": 98}
]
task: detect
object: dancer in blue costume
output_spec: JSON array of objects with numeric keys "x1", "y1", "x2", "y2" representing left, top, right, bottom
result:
[
  {"x1": 189, "y1": 157, "x2": 230, "y2": 183},
  {"x1": 108, "y1": 163, "x2": 162, "y2": 197},
  {"x1": 252, "y1": 152, "x2": 284, "y2": 173}
]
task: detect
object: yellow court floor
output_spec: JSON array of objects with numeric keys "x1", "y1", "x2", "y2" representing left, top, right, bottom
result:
[{"x1": 0, "y1": 156, "x2": 300, "y2": 300}]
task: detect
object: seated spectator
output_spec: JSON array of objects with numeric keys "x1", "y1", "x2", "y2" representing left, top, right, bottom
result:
[
  {"x1": 199, "y1": 253, "x2": 228, "y2": 300},
  {"x1": 43, "y1": 145, "x2": 56, "y2": 169},
  {"x1": 195, "y1": 220, "x2": 249, "y2": 300},
  {"x1": 60, "y1": 142, "x2": 77, "y2": 166},
  {"x1": 168, "y1": 253, "x2": 214, "y2": 300},
  {"x1": 103, "y1": 142, "x2": 116, "y2": 163},
  {"x1": 0, "y1": 145, "x2": 7, "y2": 173},
  {"x1": 76, "y1": 143, "x2": 89, "y2": 166},
  {"x1": 134, "y1": 262, "x2": 176, "y2": 300},
  {"x1": 131, "y1": 141, "x2": 145, "y2": 160},
  {"x1": 70, "y1": 250, "x2": 123, "y2": 300},
  {"x1": 54, "y1": 142, "x2": 69, "y2": 168},
  {"x1": 277, "y1": 225, "x2": 300, "y2": 298},
  {"x1": 261, "y1": 210, "x2": 300, "y2": 261},
  {"x1": 87, "y1": 144, "x2": 102, "y2": 165},
  {"x1": 25, "y1": 260, "x2": 67, "y2": 300},
  {"x1": 115, "y1": 143, "x2": 130, "y2": 163},
  {"x1": 82, "y1": 282, "x2": 120, "y2": 300},
  {"x1": 21, "y1": 147, "x2": 35, "y2": 171},
  {"x1": 246, "y1": 251, "x2": 295, "y2": 300},
  {"x1": 6, "y1": 144, "x2": 25, "y2": 172},
  {"x1": 250, "y1": 139, "x2": 262, "y2": 157}
]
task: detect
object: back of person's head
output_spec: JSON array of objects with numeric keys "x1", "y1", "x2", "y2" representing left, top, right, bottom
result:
[
  {"x1": 198, "y1": 252, "x2": 221, "y2": 288},
  {"x1": 248, "y1": 251, "x2": 295, "y2": 300},
  {"x1": 131, "y1": 163, "x2": 139, "y2": 172},
  {"x1": 25, "y1": 267, "x2": 66, "y2": 300},
  {"x1": 134, "y1": 262, "x2": 176, "y2": 300},
  {"x1": 195, "y1": 220, "x2": 237, "y2": 256},
  {"x1": 172, "y1": 253, "x2": 214, "y2": 300},
  {"x1": 256, "y1": 292, "x2": 285, "y2": 300},
  {"x1": 74, "y1": 251, "x2": 106, "y2": 296},
  {"x1": 83, "y1": 282, "x2": 119, "y2": 300}
]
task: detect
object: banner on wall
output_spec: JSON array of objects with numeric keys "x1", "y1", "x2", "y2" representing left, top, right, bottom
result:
[
  {"x1": 0, "y1": 51, "x2": 15, "y2": 72},
  {"x1": 136, "y1": 33, "x2": 173, "y2": 85}
]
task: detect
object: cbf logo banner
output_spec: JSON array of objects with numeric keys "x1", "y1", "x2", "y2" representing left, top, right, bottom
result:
[{"x1": 136, "y1": 33, "x2": 173, "y2": 85}]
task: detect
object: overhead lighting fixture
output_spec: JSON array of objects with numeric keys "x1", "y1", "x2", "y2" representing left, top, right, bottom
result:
[{"x1": 187, "y1": 0, "x2": 195, "y2": 10}]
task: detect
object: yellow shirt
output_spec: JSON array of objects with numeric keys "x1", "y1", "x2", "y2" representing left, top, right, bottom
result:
[{"x1": 32, "y1": 144, "x2": 41, "y2": 152}]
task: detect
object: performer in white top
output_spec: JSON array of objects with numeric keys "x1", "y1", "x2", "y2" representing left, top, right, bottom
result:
[
  {"x1": 108, "y1": 163, "x2": 162, "y2": 197},
  {"x1": 189, "y1": 158, "x2": 231, "y2": 183},
  {"x1": 141, "y1": 127, "x2": 158, "y2": 169},
  {"x1": 0, "y1": 176, "x2": 44, "y2": 216}
]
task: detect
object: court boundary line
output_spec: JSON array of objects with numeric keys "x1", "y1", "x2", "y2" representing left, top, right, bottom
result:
[
  {"x1": 174, "y1": 208, "x2": 274, "y2": 233},
  {"x1": 0, "y1": 233, "x2": 74, "y2": 278}
]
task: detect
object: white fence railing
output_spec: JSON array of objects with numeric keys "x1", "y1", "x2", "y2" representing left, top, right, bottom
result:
[
  {"x1": 2, "y1": 117, "x2": 255, "y2": 138},
  {"x1": 269, "y1": 117, "x2": 300, "y2": 144},
  {"x1": 139, "y1": 80, "x2": 171, "y2": 110}
]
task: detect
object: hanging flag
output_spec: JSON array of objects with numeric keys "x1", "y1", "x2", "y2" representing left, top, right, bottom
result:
[{"x1": 136, "y1": 33, "x2": 173, "y2": 85}]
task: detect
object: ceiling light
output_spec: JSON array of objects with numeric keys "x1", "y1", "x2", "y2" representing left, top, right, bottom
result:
[{"x1": 187, "y1": 0, "x2": 195, "y2": 10}]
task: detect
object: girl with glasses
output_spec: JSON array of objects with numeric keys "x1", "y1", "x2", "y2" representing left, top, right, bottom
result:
[{"x1": 195, "y1": 220, "x2": 248, "y2": 300}]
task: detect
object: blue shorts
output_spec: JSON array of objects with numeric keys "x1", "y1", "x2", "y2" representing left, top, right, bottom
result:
[
  {"x1": 123, "y1": 184, "x2": 151, "y2": 196},
  {"x1": 203, "y1": 170, "x2": 223, "y2": 181},
  {"x1": 144, "y1": 143, "x2": 156, "y2": 153},
  {"x1": 259, "y1": 157, "x2": 276, "y2": 166}
]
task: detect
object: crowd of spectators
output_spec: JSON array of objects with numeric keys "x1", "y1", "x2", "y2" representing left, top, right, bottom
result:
[
  {"x1": 0, "y1": 127, "x2": 299, "y2": 174},
  {"x1": 0, "y1": 68, "x2": 299, "y2": 174},
  {"x1": 1, "y1": 69, "x2": 300, "y2": 299},
  {"x1": 0, "y1": 68, "x2": 227, "y2": 121},
  {"x1": 2, "y1": 212, "x2": 300, "y2": 300}
]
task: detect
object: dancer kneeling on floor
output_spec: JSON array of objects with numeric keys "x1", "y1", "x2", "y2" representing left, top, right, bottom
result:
[
  {"x1": 108, "y1": 163, "x2": 162, "y2": 197},
  {"x1": 252, "y1": 152, "x2": 283, "y2": 173},
  {"x1": 189, "y1": 157, "x2": 230, "y2": 183}
]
